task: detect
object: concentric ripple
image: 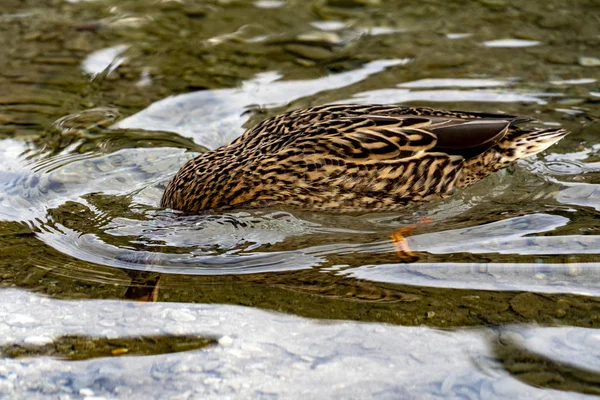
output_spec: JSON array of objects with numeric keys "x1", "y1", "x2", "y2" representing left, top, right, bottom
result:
[{"x1": 0, "y1": 54, "x2": 598, "y2": 286}]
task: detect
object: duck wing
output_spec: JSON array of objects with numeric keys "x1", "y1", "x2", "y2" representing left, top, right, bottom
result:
[
  {"x1": 283, "y1": 114, "x2": 512, "y2": 160},
  {"x1": 234, "y1": 104, "x2": 528, "y2": 150},
  {"x1": 248, "y1": 115, "x2": 514, "y2": 208}
]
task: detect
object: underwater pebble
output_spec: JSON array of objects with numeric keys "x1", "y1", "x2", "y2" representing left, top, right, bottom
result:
[
  {"x1": 498, "y1": 331, "x2": 525, "y2": 347},
  {"x1": 311, "y1": 21, "x2": 347, "y2": 31},
  {"x1": 579, "y1": 56, "x2": 600, "y2": 67},
  {"x1": 64, "y1": 37, "x2": 91, "y2": 52},
  {"x1": 545, "y1": 53, "x2": 576, "y2": 65},
  {"x1": 555, "y1": 299, "x2": 570, "y2": 318},
  {"x1": 557, "y1": 98, "x2": 585, "y2": 106},
  {"x1": 555, "y1": 308, "x2": 567, "y2": 318},
  {"x1": 479, "y1": 0, "x2": 506, "y2": 8},
  {"x1": 538, "y1": 14, "x2": 569, "y2": 29},
  {"x1": 284, "y1": 44, "x2": 333, "y2": 60},
  {"x1": 296, "y1": 31, "x2": 341, "y2": 44},
  {"x1": 183, "y1": 6, "x2": 209, "y2": 17},
  {"x1": 509, "y1": 293, "x2": 544, "y2": 319},
  {"x1": 446, "y1": 33, "x2": 472, "y2": 39},
  {"x1": 254, "y1": 0, "x2": 285, "y2": 8},
  {"x1": 326, "y1": 0, "x2": 381, "y2": 6},
  {"x1": 428, "y1": 53, "x2": 467, "y2": 67}
]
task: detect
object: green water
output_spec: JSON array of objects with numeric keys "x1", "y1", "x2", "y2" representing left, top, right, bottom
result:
[{"x1": 0, "y1": 0, "x2": 599, "y2": 398}]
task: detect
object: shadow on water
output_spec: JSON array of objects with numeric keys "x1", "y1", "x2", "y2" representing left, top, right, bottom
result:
[{"x1": 483, "y1": 328, "x2": 600, "y2": 396}]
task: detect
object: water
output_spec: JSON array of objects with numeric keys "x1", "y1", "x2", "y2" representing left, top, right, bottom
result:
[{"x1": 0, "y1": 0, "x2": 599, "y2": 398}]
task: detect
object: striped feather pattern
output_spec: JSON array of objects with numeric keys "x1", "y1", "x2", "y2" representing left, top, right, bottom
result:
[{"x1": 162, "y1": 104, "x2": 568, "y2": 213}]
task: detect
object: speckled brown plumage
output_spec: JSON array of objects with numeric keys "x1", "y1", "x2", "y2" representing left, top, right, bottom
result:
[{"x1": 161, "y1": 104, "x2": 568, "y2": 213}]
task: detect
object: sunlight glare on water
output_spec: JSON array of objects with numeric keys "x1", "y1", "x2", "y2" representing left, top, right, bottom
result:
[{"x1": 0, "y1": 0, "x2": 599, "y2": 398}]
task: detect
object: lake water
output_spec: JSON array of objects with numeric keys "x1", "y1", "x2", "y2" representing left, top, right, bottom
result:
[{"x1": 0, "y1": 0, "x2": 599, "y2": 398}]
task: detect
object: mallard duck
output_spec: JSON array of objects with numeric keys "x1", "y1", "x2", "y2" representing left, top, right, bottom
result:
[{"x1": 161, "y1": 104, "x2": 568, "y2": 213}]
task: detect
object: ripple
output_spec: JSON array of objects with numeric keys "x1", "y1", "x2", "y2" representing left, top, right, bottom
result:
[
  {"x1": 352, "y1": 214, "x2": 599, "y2": 257},
  {"x1": 253, "y1": 0, "x2": 285, "y2": 8},
  {"x1": 206, "y1": 24, "x2": 271, "y2": 46},
  {"x1": 3, "y1": 45, "x2": 596, "y2": 291},
  {"x1": 509, "y1": 327, "x2": 600, "y2": 372},
  {"x1": 482, "y1": 39, "x2": 542, "y2": 48},
  {"x1": 446, "y1": 33, "x2": 473, "y2": 39},
  {"x1": 33, "y1": 211, "x2": 599, "y2": 277},
  {"x1": 82, "y1": 45, "x2": 129, "y2": 77},
  {"x1": 36, "y1": 221, "x2": 325, "y2": 275},
  {"x1": 115, "y1": 58, "x2": 410, "y2": 149},
  {"x1": 550, "y1": 78, "x2": 597, "y2": 86},
  {"x1": 0, "y1": 146, "x2": 192, "y2": 221},
  {"x1": 0, "y1": 289, "x2": 597, "y2": 399},
  {"x1": 533, "y1": 160, "x2": 600, "y2": 175},
  {"x1": 556, "y1": 183, "x2": 600, "y2": 211},
  {"x1": 347, "y1": 262, "x2": 600, "y2": 295},
  {"x1": 339, "y1": 88, "x2": 556, "y2": 105},
  {"x1": 33, "y1": 207, "x2": 378, "y2": 275},
  {"x1": 397, "y1": 78, "x2": 512, "y2": 88},
  {"x1": 310, "y1": 21, "x2": 347, "y2": 31},
  {"x1": 104, "y1": 211, "x2": 343, "y2": 250}
]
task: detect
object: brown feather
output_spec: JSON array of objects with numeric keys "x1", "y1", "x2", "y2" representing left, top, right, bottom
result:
[{"x1": 161, "y1": 104, "x2": 568, "y2": 213}]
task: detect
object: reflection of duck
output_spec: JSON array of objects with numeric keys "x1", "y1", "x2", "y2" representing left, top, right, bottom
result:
[
  {"x1": 125, "y1": 272, "x2": 161, "y2": 302},
  {"x1": 162, "y1": 104, "x2": 568, "y2": 213}
]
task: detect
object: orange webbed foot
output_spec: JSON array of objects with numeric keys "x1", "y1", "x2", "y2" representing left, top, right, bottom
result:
[{"x1": 390, "y1": 217, "x2": 433, "y2": 261}]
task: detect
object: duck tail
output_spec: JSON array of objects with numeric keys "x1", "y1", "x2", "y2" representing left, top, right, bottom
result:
[
  {"x1": 496, "y1": 127, "x2": 569, "y2": 162},
  {"x1": 455, "y1": 127, "x2": 568, "y2": 189}
]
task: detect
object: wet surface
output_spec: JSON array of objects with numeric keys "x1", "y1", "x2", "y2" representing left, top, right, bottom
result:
[{"x1": 0, "y1": 0, "x2": 599, "y2": 398}]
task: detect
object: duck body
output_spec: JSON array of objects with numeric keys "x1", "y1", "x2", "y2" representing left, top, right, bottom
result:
[{"x1": 161, "y1": 104, "x2": 568, "y2": 213}]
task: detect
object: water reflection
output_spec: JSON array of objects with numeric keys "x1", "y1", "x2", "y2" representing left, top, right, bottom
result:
[
  {"x1": 0, "y1": 0, "x2": 599, "y2": 397},
  {"x1": 341, "y1": 88, "x2": 556, "y2": 105},
  {"x1": 114, "y1": 59, "x2": 410, "y2": 149},
  {"x1": 82, "y1": 44, "x2": 129, "y2": 77},
  {"x1": 31, "y1": 210, "x2": 600, "y2": 280},
  {"x1": 0, "y1": 146, "x2": 192, "y2": 221},
  {"x1": 557, "y1": 183, "x2": 600, "y2": 211},
  {"x1": 0, "y1": 289, "x2": 596, "y2": 399},
  {"x1": 347, "y1": 262, "x2": 600, "y2": 295},
  {"x1": 486, "y1": 327, "x2": 600, "y2": 396},
  {"x1": 482, "y1": 39, "x2": 542, "y2": 48},
  {"x1": 397, "y1": 78, "x2": 512, "y2": 88},
  {"x1": 0, "y1": 60, "x2": 598, "y2": 282}
]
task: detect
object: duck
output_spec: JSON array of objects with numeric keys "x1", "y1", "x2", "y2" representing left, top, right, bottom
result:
[{"x1": 161, "y1": 104, "x2": 568, "y2": 214}]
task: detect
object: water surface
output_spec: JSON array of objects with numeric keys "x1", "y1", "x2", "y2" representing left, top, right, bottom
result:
[{"x1": 0, "y1": 0, "x2": 599, "y2": 398}]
